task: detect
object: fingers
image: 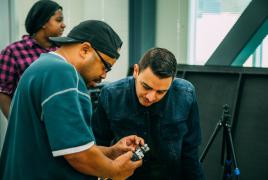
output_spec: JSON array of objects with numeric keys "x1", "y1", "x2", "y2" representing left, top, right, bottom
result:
[
  {"x1": 131, "y1": 156, "x2": 142, "y2": 169},
  {"x1": 125, "y1": 135, "x2": 144, "y2": 146},
  {"x1": 113, "y1": 151, "x2": 133, "y2": 162},
  {"x1": 132, "y1": 158, "x2": 142, "y2": 168},
  {"x1": 134, "y1": 135, "x2": 144, "y2": 146},
  {"x1": 124, "y1": 146, "x2": 135, "y2": 152},
  {"x1": 123, "y1": 151, "x2": 134, "y2": 160},
  {"x1": 113, "y1": 151, "x2": 142, "y2": 179},
  {"x1": 120, "y1": 151, "x2": 142, "y2": 165},
  {"x1": 121, "y1": 151, "x2": 143, "y2": 170}
]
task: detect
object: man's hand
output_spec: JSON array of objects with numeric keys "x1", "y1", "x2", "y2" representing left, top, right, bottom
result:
[
  {"x1": 111, "y1": 151, "x2": 142, "y2": 180},
  {"x1": 110, "y1": 135, "x2": 144, "y2": 159}
]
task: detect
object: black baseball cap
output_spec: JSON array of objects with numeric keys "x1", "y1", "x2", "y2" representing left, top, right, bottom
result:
[{"x1": 49, "y1": 20, "x2": 123, "y2": 59}]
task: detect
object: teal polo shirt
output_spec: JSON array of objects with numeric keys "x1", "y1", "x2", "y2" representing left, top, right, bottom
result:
[{"x1": 0, "y1": 52, "x2": 95, "y2": 179}]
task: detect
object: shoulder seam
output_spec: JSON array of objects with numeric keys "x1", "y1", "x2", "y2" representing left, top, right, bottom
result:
[{"x1": 41, "y1": 88, "x2": 90, "y2": 107}]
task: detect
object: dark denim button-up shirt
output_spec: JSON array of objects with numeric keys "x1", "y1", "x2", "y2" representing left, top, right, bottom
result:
[{"x1": 92, "y1": 77, "x2": 205, "y2": 180}]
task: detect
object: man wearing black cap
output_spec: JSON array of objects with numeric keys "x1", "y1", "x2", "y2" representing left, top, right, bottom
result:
[
  {"x1": 0, "y1": 20, "x2": 143, "y2": 180},
  {"x1": 0, "y1": 0, "x2": 66, "y2": 119}
]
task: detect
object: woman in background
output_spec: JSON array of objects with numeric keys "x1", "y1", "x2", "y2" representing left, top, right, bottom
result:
[{"x1": 0, "y1": 0, "x2": 66, "y2": 118}]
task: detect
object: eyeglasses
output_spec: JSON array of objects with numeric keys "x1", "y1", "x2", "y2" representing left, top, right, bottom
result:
[{"x1": 93, "y1": 48, "x2": 112, "y2": 73}]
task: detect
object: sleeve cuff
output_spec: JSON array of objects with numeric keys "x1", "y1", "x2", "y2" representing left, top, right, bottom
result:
[{"x1": 52, "y1": 141, "x2": 95, "y2": 157}]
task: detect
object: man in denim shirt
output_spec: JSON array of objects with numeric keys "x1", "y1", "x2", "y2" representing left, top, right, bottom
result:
[{"x1": 92, "y1": 48, "x2": 205, "y2": 179}]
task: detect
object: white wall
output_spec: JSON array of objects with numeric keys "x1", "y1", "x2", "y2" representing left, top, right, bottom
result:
[
  {"x1": 83, "y1": 0, "x2": 129, "y2": 82},
  {"x1": 156, "y1": 0, "x2": 189, "y2": 64},
  {"x1": 0, "y1": 0, "x2": 11, "y2": 153},
  {"x1": 0, "y1": 0, "x2": 11, "y2": 50}
]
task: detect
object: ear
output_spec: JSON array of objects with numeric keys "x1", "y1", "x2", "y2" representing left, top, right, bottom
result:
[
  {"x1": 79, "y1": 42, "x2": 92, "y2": 58},
  {"x1": 133, "y1": 64, "x2": 139, "y2": 79}
]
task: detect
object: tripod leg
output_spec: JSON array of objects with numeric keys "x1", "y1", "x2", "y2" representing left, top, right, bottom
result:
[
  {"x1": 221, "y1": 124, "x2": 240, "y2": 180},
  {"x1": 222, "y1": 127, "x2": 232, "y2": 180},
  {"x1": 226, "y1": 127, "x2": 240, "y2": 180},
  {"x1": 199, "y1": 121, "x2": 223, "y2": 162},
  {"x1": 221, "y1": 128, "x2": 226, "y2": 165}
]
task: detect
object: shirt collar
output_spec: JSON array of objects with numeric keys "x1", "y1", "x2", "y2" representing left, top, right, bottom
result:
[
  {"x1": 23, "y1": 35, "x2": 35, "y2": 48},
  {"x1": 22, "y1": 35, "x2": 57, "y2": 51},
  {"x1": 49, "y1": 51, "x2": 68, "y2": 62}
]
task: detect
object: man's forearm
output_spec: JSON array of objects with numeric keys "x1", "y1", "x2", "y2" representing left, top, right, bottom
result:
[
  {"x1": 0, "y1": 93, "x2": 11, "y2": 119},
  {"x1": 64, "y1": 144, "x2": 141, "y2": 179},
  {"x1": 64, "y1": 145, "x2": 117, "y2": 178}
]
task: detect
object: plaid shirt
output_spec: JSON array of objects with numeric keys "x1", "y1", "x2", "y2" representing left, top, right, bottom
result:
[{"x1": 0, "y1": 35, "x2": 57, "y2": 97}]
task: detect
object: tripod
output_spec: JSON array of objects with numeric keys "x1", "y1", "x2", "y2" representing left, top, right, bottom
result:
[{"x1": 199, "y1": 104, "x2": 240, "y2": 180}]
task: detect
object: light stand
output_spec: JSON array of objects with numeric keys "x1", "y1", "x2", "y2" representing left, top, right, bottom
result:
[{"x1": 199, "y1": 104, "x2": 240, "y2": 180}]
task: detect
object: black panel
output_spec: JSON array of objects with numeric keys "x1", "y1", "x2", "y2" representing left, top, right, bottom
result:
[
  {"x1": 176, "y1": 65, "x2": 268, "y2": 180},
  {"x1": 184, "y1": 72, "x2": 239, "y2": 179},
  {"x1": 234, "y1": 75, "x2": 268, "y2": 180}
]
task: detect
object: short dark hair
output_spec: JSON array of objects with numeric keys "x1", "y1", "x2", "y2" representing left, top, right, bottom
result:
[{"x1": 138, "y1": 48, "x2": 177, "y2": 79}]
